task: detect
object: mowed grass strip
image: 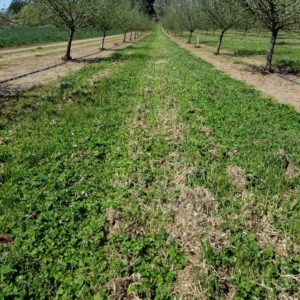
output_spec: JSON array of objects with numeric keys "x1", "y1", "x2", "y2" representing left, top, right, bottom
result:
[
  {"x1": 0, "y1": 26, "x2": 114, "y2": 48},
  {"x1": 0, "y1": 27, "x2": 300, "y2": 299}
]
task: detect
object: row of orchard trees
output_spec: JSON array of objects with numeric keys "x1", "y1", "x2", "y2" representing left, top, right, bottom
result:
[
  {"x1": 1, "y1": 0, "x2": 153, "y2": 60},
  {"x1": 158, "y1": 0, "x2": 300, "y2": 71}
]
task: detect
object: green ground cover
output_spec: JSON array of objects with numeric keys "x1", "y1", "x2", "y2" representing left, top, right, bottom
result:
[
  {"x1": 0, "y1": 26, "x2": 119, "y2": 48},
  {"x1": 0, "y1": 27, "x2": 299, "y2": 299}
]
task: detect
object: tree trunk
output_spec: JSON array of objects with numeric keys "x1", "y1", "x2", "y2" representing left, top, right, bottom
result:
[
  {"x1": 101, "y1": 30, "x2": 106, "y2": 50},
  {"x1": 216, "y1": 30, "x2": 225, "y2": 55},
  {"x1": 265, "y1": 29, "x2": 279, "y2": 71},
  {"x1": 130, "y1": 31, "x2": 133, "y2": 40},
  {"x1": 187, "y1": 30, "x2": 193, "y2": 43},
  {"x1": 64, "y1": 26, "x2": 75, "y2": 60},
  {"x1": 123, "y1": 32, "x2": 127, "y2": 43}
]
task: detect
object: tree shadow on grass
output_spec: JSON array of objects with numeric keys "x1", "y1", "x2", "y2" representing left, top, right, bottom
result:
[
  {"x1": 244, "y1": 62, "x2": 300, "y2": 78},
  {"x1": 0, "y1": 83, "x2": 35, "y2": 103},
  {"x1": 276, "y1": 40, "x2": 300, "y2": 46},
  {"x1": 0, "y1": 48, "x2": 150, "y2": 100},
  {"x1": 231, "y1": 49, "x2": 267, "y2": 56},
  {"x1": 73, "y1": 51, "x2": 150, "y2": 64},
  {"x1": 275, "y1": 59, "x2": 300, "y2": 74}
]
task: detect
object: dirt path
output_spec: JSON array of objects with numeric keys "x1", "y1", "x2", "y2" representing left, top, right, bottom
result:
[
  {"x1": 0, "y1": 40, "x2": 103, "y2": 61},
  {"x1": 0, "y1": 35, "x2": 142, "y2": 97},
  {"x1": 166, "y1": 32, "x2": 300, "y2": 112}
]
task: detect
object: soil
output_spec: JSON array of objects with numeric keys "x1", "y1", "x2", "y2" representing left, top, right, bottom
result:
[{"x1": 0, "y1": 35, "x2": 143, "y2": 97}]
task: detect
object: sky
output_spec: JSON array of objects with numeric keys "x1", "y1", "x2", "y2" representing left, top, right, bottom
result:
[{"x1": 0, "y1": 0, "x2": 12, "y2": 10}]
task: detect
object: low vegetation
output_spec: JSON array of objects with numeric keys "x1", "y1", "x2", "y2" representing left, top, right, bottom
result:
[
  {"x1": 0, "y1": 25, "x2": 104, "y2": 48},
  {"x1": 1, "y1": 27, "x2": 299, "y2": 299}
]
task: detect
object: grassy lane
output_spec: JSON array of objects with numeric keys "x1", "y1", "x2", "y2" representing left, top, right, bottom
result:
[
  {"x1": 1, "y1": 29, "x2": 188, "y2": 299},
  {"x1": 1, "y1": 27, "x2": 300, "y2": 299}
]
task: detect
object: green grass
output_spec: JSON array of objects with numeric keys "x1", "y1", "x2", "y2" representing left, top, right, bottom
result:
[
  {"x1": 0, "y1": 26, "x2": 120, "y2": 48},
  {"x1": 180, "y1": 30, "x2": 300, "y2": 73},
  {"x1": 0, "y1": 27, "x2": 299, "y2": 299}
]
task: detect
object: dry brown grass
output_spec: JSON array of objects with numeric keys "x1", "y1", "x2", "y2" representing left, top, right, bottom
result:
[
  {"x1": 200, "y1": 126, "x2": 212, "y2": 138},
  {"x1": 153, "y1": 98, "x2": 231, "y2": 298},
  {"x1": 106, "y1": 208, "x2": 124, "y2": 239},
  {"x1": 240, "y1": 192, "x2": 300, "y2": 257},
  {"x1": 285, "y1": 161, "x2": 300, "y2": 180},
  {"x1": 173, "y1": 264, "x2": 205, "y2": 299},
  {"x1": 106, "y1": 274, "x2": 142, "y2": 300},
  {"x1": 227, "y1": 165, "x2": 246, "y2": 188},
  {"x1": 154, "y1": 59, "x2": 169, "y2": 65}
]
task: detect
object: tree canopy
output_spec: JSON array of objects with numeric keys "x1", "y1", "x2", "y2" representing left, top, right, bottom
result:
[{"x1": 8, "y1": 0, "x2": 31, "y2": 14}]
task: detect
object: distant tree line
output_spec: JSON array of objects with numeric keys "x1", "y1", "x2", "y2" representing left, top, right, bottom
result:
[
  {"x1": 7, "y1": 0, "x2": 31, "y2": 13},
  {"x1": 157, "y1": 0, "x2": 300, "y2": 71}
]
